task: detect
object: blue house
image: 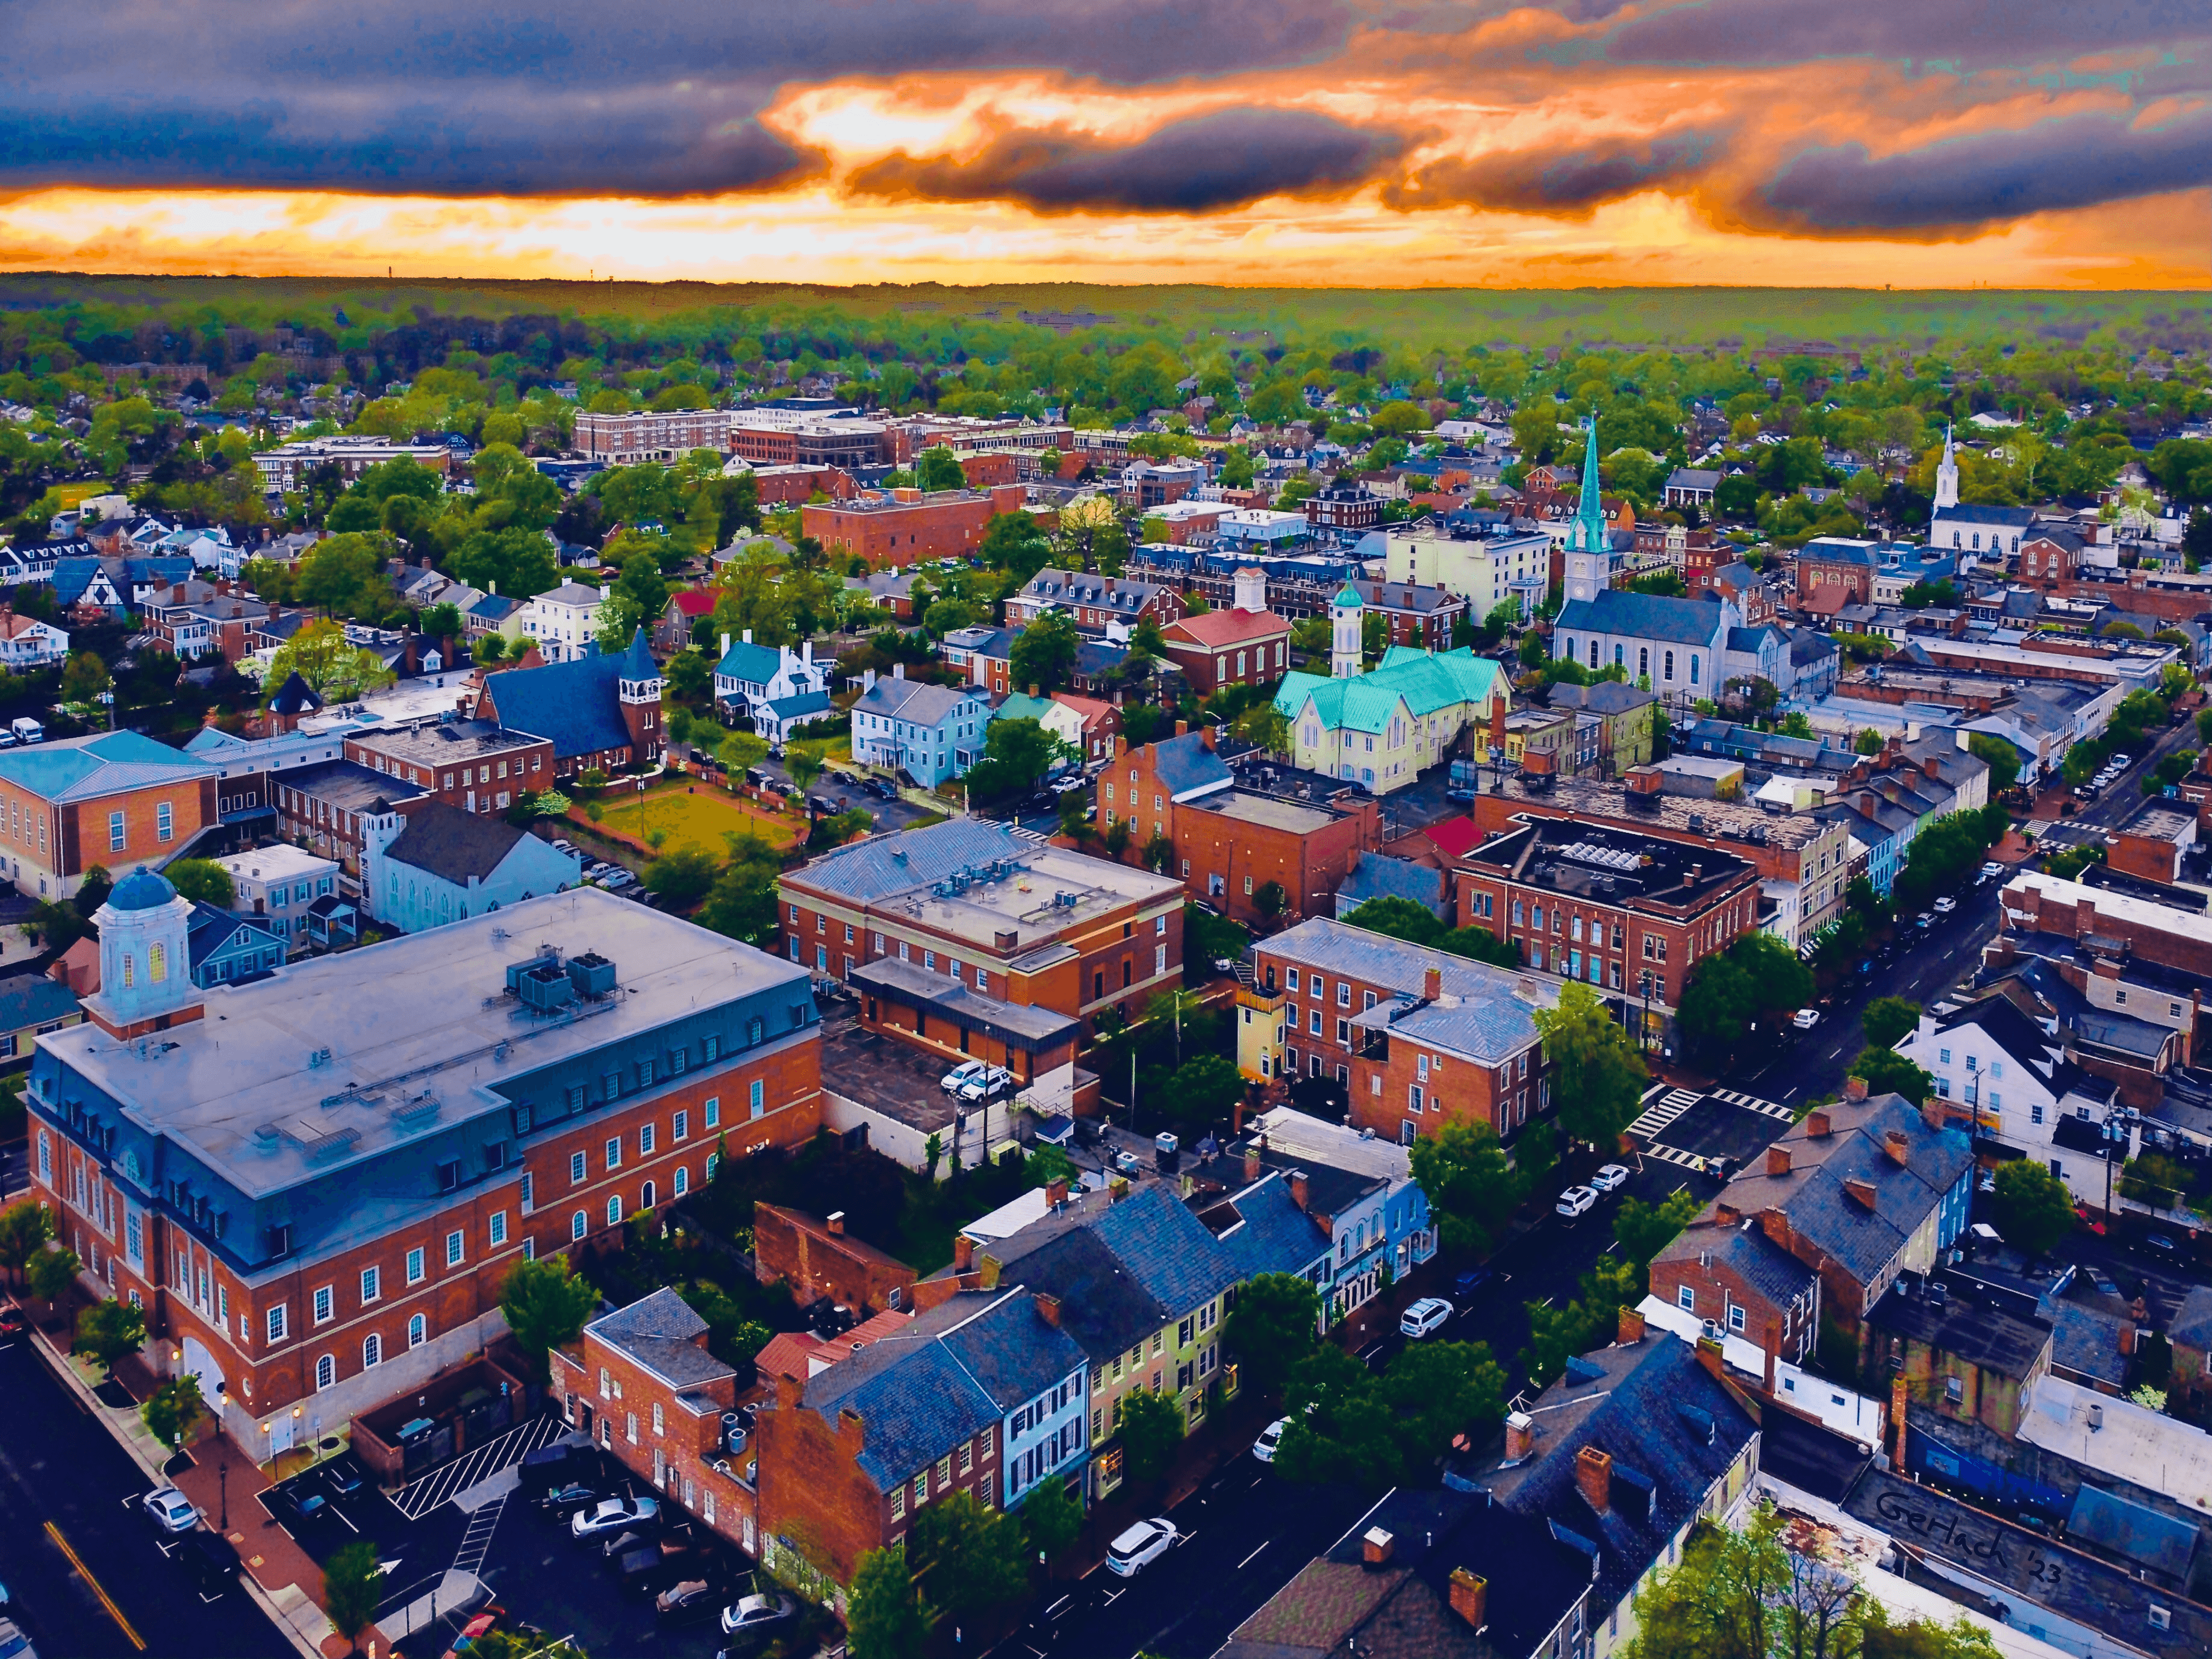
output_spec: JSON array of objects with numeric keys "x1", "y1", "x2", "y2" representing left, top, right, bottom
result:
[
  {"x1": 847, "y1": 667, "x2": 991, "y2": 789},
  {"x1": 185, "y1": 902, "x2": 287, "y2": 988},
  {"x1": 362, "y1": 800, "x2": 582, "y2": 933}
]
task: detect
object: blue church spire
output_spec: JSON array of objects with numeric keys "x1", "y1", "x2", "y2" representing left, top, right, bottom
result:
[{"x1": 1568, "y1": 416, "x2": 1607, "y2": 555}]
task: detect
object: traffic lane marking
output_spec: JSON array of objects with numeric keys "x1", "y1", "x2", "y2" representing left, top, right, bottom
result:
[{"x1": 46, "y1": 1519, "x2": 148, "y2": 1651}]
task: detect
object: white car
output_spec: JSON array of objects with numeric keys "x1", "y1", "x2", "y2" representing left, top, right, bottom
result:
[
  {"x1": 1253, "y1": 1418, "x2": 1289, "y2": 1463},
  {"x1": 1978, "y1": 862, "x2": 2004, "y2": 882},
  {"x1": 940, "y1": 1060, "x2": 988, "y2": 1095},
  {"x1": 1556, "y1": 1185, "x2": 1598, "y2": 1219},
  {"x1": 570, "y1": 1495, "x2": 658, "y2": 1540},
  {"x1": 1105, "y1": 1517, "x2": 1180, "y2": 1577},
  {"x1": 143, "y1": 1486, "x2": 199, "y2": 1533},
  {"x1": 1915, "y1": 912, "x2": 1935, "y2": 929},
  {"x1": 1399, "y1": 1297, "x2": 1453, "y2": 1339},
  {"x1": 2111, "y1": 754, "x2": 2133, "y2": 770},
  {"x1": 1933, "y1": 897, "x2": 1957, "y2": 915},
  {"x1": 1790, "y1": 1008, "x2": 1821, "y2": 1032},
  {"x1": 718, "y1": 1592, "x2": 797, "y2": 1637},
  {"x1": 958, "y1": 1065, "x2": 1014, "y2": 1103},
  {"x1": 1589, "y1": 1163, "x2": 1632, "y2": 1193}
]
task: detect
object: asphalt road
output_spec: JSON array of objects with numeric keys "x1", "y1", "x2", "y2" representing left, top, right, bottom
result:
[
  {"x1": 999, "y1": 1464, "x2": 1369, "y2": 1659},
  {"x1": 0, "y1": 1331, "x2": 294, "y2": 1659},
  {"x1": 2031, "y1": 706, "x2": 2201, "y2": 845}
]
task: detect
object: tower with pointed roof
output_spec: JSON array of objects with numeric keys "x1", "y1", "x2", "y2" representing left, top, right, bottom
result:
[
  {"x1": 615, "y1": 627, "x2": 664, "y2": 764},
  {"x1": 1562, "y1": 416, "x2": 1610, "y2": 605},
  {"x1": 1933, "y1": 422, "x2": 1960, "y2": 512},
  {"x1": 1330, "y1": 583, "x2": 1363, "y2": 679},
  {"x1": 88, "y1": 865, "x2": 202, "y2": 1038}
]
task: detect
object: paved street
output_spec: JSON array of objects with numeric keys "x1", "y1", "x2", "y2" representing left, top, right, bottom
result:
[{"x1": 0, "y1": 1332, "x2": 294, "y2": 1659}]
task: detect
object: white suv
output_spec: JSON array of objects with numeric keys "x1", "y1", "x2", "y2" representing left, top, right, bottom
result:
[
  {"x1": 940, "y1": 1060, "x2": 988, "y2": 1095},
  {"x1": 1106, "y1": 1518, "x2": 1179, "y2": 1577}
]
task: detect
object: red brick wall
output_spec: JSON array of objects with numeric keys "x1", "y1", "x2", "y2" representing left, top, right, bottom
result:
[
  {"x1": 753, "y1": 1206, "x2": 917, "y2": 1316},
  {"x1": 1161, "y1": 628, "x2": 1290, "y2": 698},
  {"x1": 1349, "y1": 1025, "x2": 1530, "y2": 1142},
  {"x1": 54, "y1": 778, "x2": 219, "y2": 885},
  {"x1": 345, "y1": 736, "x2": 558, "y2": 814},
  {"x1": 1647, "y1": 1222, "x2": 1812, "y2": 1366},
  {"x1": 1452, "y1": 868, "x2": 1760, "y2": 1006},
  {"x1": 802, "y1": 490, "x2": 1024, "y2": 572}
]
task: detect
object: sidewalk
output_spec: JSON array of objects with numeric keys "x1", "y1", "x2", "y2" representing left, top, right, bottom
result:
[{"x1": 19, "y1": 1304, "x2": 356, "y2": 1659}]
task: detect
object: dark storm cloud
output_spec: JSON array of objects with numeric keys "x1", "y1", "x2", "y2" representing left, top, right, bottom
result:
[
  {"x1": 1382, "y1": 130, "x2": 1724, "y2": 213},
  {"x1": 0, "y1": 0, "x2": 1394, "y2": 195},
  {"x1": 849, "y1": 109, "x2": 1404, "y2": 213},
  {"x1": 1602, "y1": 0, "x2": 2207, "y2": 69},
  {"x1": 1762, "y1": 109, "x2": 2212, "y2": 230}
]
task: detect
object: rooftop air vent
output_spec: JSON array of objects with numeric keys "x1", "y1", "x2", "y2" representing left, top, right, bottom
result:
[
  {"x1": 517, "y1": 961, "x2": 578, "y2": 1013},
  {"x1": 567, "y1": 951, "x2": 617, "y2": 998}
]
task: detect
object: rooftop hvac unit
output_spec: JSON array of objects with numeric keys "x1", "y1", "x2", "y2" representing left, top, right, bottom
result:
[
  {"x1": 517, "y1": 961, "x2": 578, "y2": 1013},
  {"x1": 567, "y1": 951, "x2": 617, "y2": 998}
]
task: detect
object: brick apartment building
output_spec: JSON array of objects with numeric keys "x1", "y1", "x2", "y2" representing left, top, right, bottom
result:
[
  {"x1": 1461, "y1": 771, "x2": 1853, "y2": 949},
  {"x1": 744, "y1": 464, "x2": 859, "y2": 506},
  {"x1": 726, "y1": 414, "x2": 891, "y2": 471},
  {"x1": 140, "y1": 582, "x2": 272, "y2": 662},
  {"x1": 1303, "y1": 482, "x2": 1383, "y2": 535},
  {"x1": 572, "y1": 409, "x2": 733, "y2": 465},
  {"x1": 1450, "y1": 818, "x2": 1763, "y2": 1022},
  {"x1": 1997, "y1": 871, "x2": 2212, "y2": 983},
  {"x1": 0, "y1": 730, "x2": 219, "y2": 901},
  {"x1": 25, "y1": 883, "x2": 824, "y2": 1458},
  {"x1": 1004, "y1": 568, "x2": 1186, "y2": 636},
  {"x1": 1242, "y1": 917, "x2": 1555, "y2": 1145},
  {"x1": 1098, "y1": 727, "x2": 1379, "y2": 928},
  {"x1": 777, "y1": 820, "x2": 1182, "y2": 1103},
  {"x1": 345, "y1": 720, "x2": 557, "y2": 817},
  {"x1": 801, "y1": 485, "x2": 1027, "y2": 570}
]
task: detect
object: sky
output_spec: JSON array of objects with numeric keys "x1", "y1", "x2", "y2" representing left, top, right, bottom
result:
[{"x1": 1, "y1": 0, "x2": 2206, "y2": 288}]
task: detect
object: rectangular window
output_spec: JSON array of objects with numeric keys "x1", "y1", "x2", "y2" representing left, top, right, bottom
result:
[
  {"x1": 446, "y1": 1230, "x2": 464, "y2": 1268},
  {"x1": 108, "y1": 810, "x2": 125, "y2": 853},
  {"x1": 704, "y1": 1097, "x2": 720, "y2": 1128},
  {"x1": 313, "y1": 1286, "x2": 334, "y2": 1324},
  {"x1": 639, "y1": 1123, "x2": 656, "y2": 1156},
  {"x1": 490, "y1": 1212, "x2": 508, "y2": 1247},
  {"x1": 1677, "y1": 1285, "x2": 1695, "y2": 1312},
  {"x1": 673, "y1": 1109, "x2": 689, "y2": 1142},
  {"x1": 406, "y1": 1247, "x2": 425, "y2": 1284},
  {"x1": 156, "y1": 802, "x2": 173, "y2": 842},
  {"x1": 361, "y1": 1266, "x2": 380, "y2": 1304},
  {"x1": 750, "y1": 1079, "x2": 765, "y2": 1118},
  {"x1": 605, "y1": 1136, "x2": 622, "y2": 1171},
  {"x1": 570, "y1": 1151, "x2": 587, "y2": 1183},
  {"x1": 266, "y1": 1304, "x2": 288, "y2": 1343}
]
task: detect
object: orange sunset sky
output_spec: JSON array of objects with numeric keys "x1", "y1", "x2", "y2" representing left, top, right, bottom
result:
[{"x1": 1, "y1": 1, "x2": 2205, "y2": 288}]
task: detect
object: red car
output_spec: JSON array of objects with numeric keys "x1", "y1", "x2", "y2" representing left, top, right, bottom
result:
[
  {"x1": 0, "y1": 1306, "x2": 29, "y2": 1337},
  {"x1": 440, "y1": 1610, "x2": 501, "y2": 1659}
]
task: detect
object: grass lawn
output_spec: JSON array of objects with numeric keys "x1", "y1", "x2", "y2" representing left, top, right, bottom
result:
[{"x1": 590, "y1": 784, "x2": 800, "y2": 856}]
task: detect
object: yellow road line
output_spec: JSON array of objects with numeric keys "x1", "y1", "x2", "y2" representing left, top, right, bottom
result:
[{"x1": 43, "y1": 1520, "x2": 146, "y2": 1650}]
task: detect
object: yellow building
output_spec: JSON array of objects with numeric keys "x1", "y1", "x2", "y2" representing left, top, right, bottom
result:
[
  {"x1": 1234, "y1": 983, "x2": 1288, "y2": 1082},
  {"x1": 1273, "y1": 622, "x2": 1509, "y2": 795}
]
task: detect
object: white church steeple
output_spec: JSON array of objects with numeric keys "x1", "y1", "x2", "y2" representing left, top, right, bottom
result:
[
  {"x1": 1934, "y1": 422, "x2": 1960, "y2": 511},
  {"x1": 1330, "y1": 584, "x2": 1363, "y2": 679}
]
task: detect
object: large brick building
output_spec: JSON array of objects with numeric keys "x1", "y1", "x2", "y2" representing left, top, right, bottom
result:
[
  {"x1": 1451, "y1": 817, "x2": 1763, "y2": 1035},
  {"x1": 344, "y1": 720, "x2": 557, "y2": 818},
  {"x1": 801, "y1": 486, "x2": 1026, "y2": 571},
  {"x1": 0, "y1": 730, "x2": 220, "y2": 901},
  {"x1": 1157, "y1": 569, "x2": 1292, "y2": 697},
  {"x1": 777, "y1": 820, "x2": 1182, "y2": 1109},
  {"x1": 1097, "y1": 727, "x2": 1379, "y2": 929},
  {"x1": 1241, "y1": 917, "x2": 1556, "y2": 1146},
  {"x1": 25, "y1": 880, "x2": 823, "y2": 1458},
  {"x1": 571, "y1": 408, "x2": 732, "y2": 464},
  {"x1": 473, "y1": 629, "x2": 664, "y2": 780}
]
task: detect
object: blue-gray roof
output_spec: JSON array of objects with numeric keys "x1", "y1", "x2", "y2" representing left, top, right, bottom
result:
[
  {"x1": 1213, "y1": 1172, "x2": 1329, "y2": 1280},
  {"x1": 1273, "y1": 917, "x2": 1551, "y2": 1064},
  {"x1": 109, "y1": 865, "x2": 179, "y2": 911},
  {"x1": 1799, "y1": 538, "x2": 1878, "y2": 565},
  {"x1": 852, "y1": 675, "x2": 984, "y2": 730},
  {"x1": 1555, "y1": 590, "x2": 1727, "y2": 649},
  {"x1": 480, "y1": 633, "x2": 646, "y2": 759},
  {"x1": 0, "y1": 971, "x2": 78, "y2": 1032},
  {"x1": 591, "y1": 1286, "x2": 737, "y2": 1390},
  {"x1": 2066, "y1": 1484, "x2": 2196, "y2": 1582},
  {"x1": 796, "y1": 817, "x2": 1032, "y2": 904},
  {"x1": 1335, "y1": 853, "x2": 1445, "y2": 918},
  {"x1": 1939, "y1": 504, "x2": 2038, "y2": 528},
  {"x1": 0, "y1": 730, "x2": 214, "y2": 805},
  {"x1": 765, "y1": 689, "x2": 833, "y2": 721},
  {"x1": 1149, "y1": 729, "x2": 1232, "y2": 799}
]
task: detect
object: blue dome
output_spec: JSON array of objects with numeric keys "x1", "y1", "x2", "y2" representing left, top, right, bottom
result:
[{"x1": 107, "y1": 866, "x2": 178, "y2": 911}]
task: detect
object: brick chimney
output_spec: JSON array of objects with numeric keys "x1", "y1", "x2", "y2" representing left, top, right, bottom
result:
[
  {"x1": 1843, "y1": 1075, "x2": 1869, "y2": 1103},
  {"x1": 1503, "y1": 1411, "x2": 1534, "y2": 1464},
  {"x1": 1045, "y1": 1175, "x2": 1070, "y2": 1209},
  {"x1": 1844, "y1": 1177, "x2": 1878, "y2": 1209},
  {"x1": 1034, "y1": 1292, "x2": 1062, "y2": 1328},
  {"x1": 1488, "y1": 694, "x2": 1506, "y2": 750},
  {"x1": 1766, "y1": 1145, "x2": 1792, "y2": 1176},
  {"x1": 1760, "y1": 1207, "x2": 1792, "y2": 1250},
  {"x1": 1715, "y1": 1201, "x2": 1742, "y2": 1226},
  {"x1": 1695, "y1": 1334, "x2": 1726, "y2": 1381},
  {"x1": 1804, "y1": 1109, "x2": 1832, "y2": 1137},
  {"x1": 1244, "y1": 1145, "x2": 1263, "y2": 1183},
  {"x1": 1362, "y1": 1527, "x2": 1395, "y2": 1567},
  {"x1": 953, "y1": 1234, "x2": 974, "y2": 1272},
  {"x1": 774, "y1": 1368, "x2": 805, "y2": 1409},
  {"x1": 2119, "y1": 1322, "x2": 2137, "y2": 1356},
  {"x1": 1884, "y1": 1130, "x2": 1910, "y2": 1167},
  {"x1": 1448, "y1": 1568, "x2": 1489, "y2": 1631},
  {"x1": 1618, "y1": 1304, "x2": 1646, "y2": 1345},
  {"x1": 1114, "y1": 733, "x2": 1129, "y2": 759},
  {"x1": 1108, "y1": 1175, "x2": 1130, "y2": 1204},
  {"x1": 1289, "y1": 1170, "x2": 1310, "y2": 1212},
  {"x1": 1576, "y1": 1445, "x2": 1613, "y2": 1512},
  {"x1": 826, "y1": 1210, "x2": 846, "y2": 1236},
  {"x1": 1176, "y1": 719, "x2": 1189, "y2": 738},
  {"x1": 1423, "y1": 965, "x2": 1442, "y2": 1001}
]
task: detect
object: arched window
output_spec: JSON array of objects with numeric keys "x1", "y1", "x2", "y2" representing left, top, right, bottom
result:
[
  {"x1": 572, "y1": 1210, "x2": 587, "y2": 1241},
  {"x1": 315, "y1": 1354, "x2": 335, "y2": 1390},
  {"x1": 640, "y1": 1179, "x2": 657, "y2": 1211},
  {"x1": 1664, "y1": 651, "x2": 1675, "y2": 681},
  {"x1": 149, "y1": 944, "x2": 166, "y2": 983},
  {"x1": 363, "y1": 1332, "x2": 382, "y2": 1368},
  {"x1": 673, "y1": 1166, "x2": 689, "y2": 1198},
  {"x1": 606, "y1": 1194, "x2": 622, "y2": 1228},
  {"x1": 1638, "y1": 647, "x2": 1649, "y2": 679},
  {"x1": 408, "y1": 1313, "x2": 426, "y2": 1348}
]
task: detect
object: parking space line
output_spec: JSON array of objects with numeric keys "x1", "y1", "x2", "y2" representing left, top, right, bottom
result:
[
  {"x1": 46, "y1": 1520, "x2": 146, "y2": 1651},
  {"x1": 1238, "y1": 1540, "x2": 1269, "y2": 1569}
]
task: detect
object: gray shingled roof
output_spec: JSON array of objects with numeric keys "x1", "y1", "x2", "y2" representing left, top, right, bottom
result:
[
  {"x1": 1554, "y1": 590, "x2": 1727, "y2": 649},
  {"x1": 381, "y1": 800, "x2": 530, "y2": 885},
  {"x1": 794, "y1": 817, "x2": 1033, "y2": 904},
  {"x1": 590, "y1": 1287, "x2": 735, "y2": 1390}
]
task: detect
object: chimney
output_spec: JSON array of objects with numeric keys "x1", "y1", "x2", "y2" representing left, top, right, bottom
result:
[
  {"x1": 1843, "y1": 1075, "x2": 1869, "y2": 1103},
  {"x1": 1489, "y1": 694, "x2": 1506, "y2": 750},
  {"x1": 826, "y1": 1210, "x2": 846, "y2": 1236},
  {"x1": 1114, "y1": 733, "x2": 1129, "y2": 759},
  {"x1": 721, "y1": 632, "x2": 731, "y2": 657},
  {"x1": 1029, "y1": 683, "x2": 1040, "y2": 699},
  {"x1": 1804, "y1": 1109, "x2": 1832, "y2": 1137},
  {"x1": 1695, "y1": 1333, "x2": 1726, "y2": 1381},
  {"x1": 1034, "y1": 1292, "x2": 1062, "y2": 1328},
  {"x1": 1760, "y1": 1207, "x2": 1792, "y2": 1250},
  {"x1": 837, "y1": 1405, "x2": 866, "y2": 1451},
  {"x1": 1766, "y1": 1145, "x2": 1792, "y2": 1177},
  {"x1": 1920, "y1": 1101, "x2": 1945, "y2": 1135},
  {"x1": 1289, "y1": 1169, "x2": 1310, "y2": 1212},
  {"x1": 1576, "y1": 1445, "x2": 1613, "y2": 1513},
  {"x1": 1175, "y1": 719, "x2": 1189, "y2": 738},
  {"x1": 1884, "y1": 1130, "x2": 1910, "y2": 1167},
  {"x1": 2119, "y1": 1322, "x2": 2137, "y2": 1356},
  {"x1": 1844, "y1": 1177, "x2": 1878, "y2": 1209},
  {"x1": 1244, "y1": 1145, "x2": 1263, "y2": 1183},
  {"x1": 893, "y1": 663, "x2": 905, "y2": 680},
  {"x1": 1503, "y1": 1410, "x2": 1535, "y2": 1464},
  {"x1": 1423, "y1": 965, "x2": 1442, "y2": 1001},
  {"x1": 1618, "y1": 1304, "x2": 1646, "y2": 1345},
  {"x1": 953, "y1": 1234, "x2": 974, "y2": 1272},
  {"x1": 1108, "y1": 1175, "x2": 1130, "y2": 1204},
  {"x1": 1714, "y1": 1201, "x2": 1741, "y2": 1226},
  {"x1": 1045, "y1": 1175, "x2": 1070, "y2": 1209},
  {"x1": 1448, "y1": 1569, "x2": 1489, "y2": 1632},
  {"x1": 743, "y1": 628, "x2": 753, "y2": 644},
  {"x1": 774, "y1": 1368, "x2": 805, "y2": 1410},
  {"x1": 1200, "y1": 725, "x2": 1215, "y2": 752},
  {"x1": 1362, "y1": 1527, "x2": 1395, "y2": 1568}
]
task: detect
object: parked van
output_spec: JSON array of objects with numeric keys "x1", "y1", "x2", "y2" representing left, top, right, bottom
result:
[{"x1": 8, "y1": 718, "x2": 42, "y2": 745}]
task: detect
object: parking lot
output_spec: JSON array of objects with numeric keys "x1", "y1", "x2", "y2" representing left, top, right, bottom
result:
[{"x1": 259, "y1": 1413, "x2": 782, "y2": 1659}]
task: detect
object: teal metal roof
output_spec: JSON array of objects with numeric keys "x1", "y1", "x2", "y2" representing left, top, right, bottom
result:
[
  {"x1": 0, "y1": 729, "x2": 214, "y2": 804},
  {"x1": 1274, "y1": 647, "x2": 1501, "y2": 735},
  {"x1": 1333, "y1": 582, "x2": 1363, "y2": 608}
]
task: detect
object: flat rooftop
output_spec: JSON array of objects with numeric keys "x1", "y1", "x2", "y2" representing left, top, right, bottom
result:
[
  {"x1": 212, "y1": 844, "x2": 337, "y2": 883},
  {"x1": 351, "y1": 718, "x2": 543, "y2": 767},
  {"x1": 46, "y1": 888, "x2": 808, "y2": 1198},
  {"x1": 1478, "y1": 773, "x2": 1842, "y2": 850},
  {"x1": 1465, "y1": 817, "x2": 1758, "y2": 910},
  {"x1": 1198, "y1": 791, "x2": 1340, "y2": 835}
]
